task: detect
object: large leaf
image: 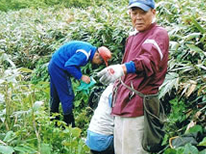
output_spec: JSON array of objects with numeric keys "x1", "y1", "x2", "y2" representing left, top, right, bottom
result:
[
  {"x1": 40, "y1": 143, "x2": 51, "y2": 154},
  {"x1": 159, "y1": 72, "x2": 179, "y2": 99},
  {"x1": 199, "y1": 149, "x2": 206, "y2": 154},
  {"x1": 0, "y1": 145, "x2": 14, "y2": 154},
  {"x1": 183, "y1": 143, "x2": 199, "y2": 154},
  {"x1": 198, "y1": 137, "x2": 206, "y2": 147}
]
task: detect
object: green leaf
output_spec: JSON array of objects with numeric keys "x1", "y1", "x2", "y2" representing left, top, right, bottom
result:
[
  {"x1": 14, "y1": 146, "x2": 34, "y2": 153},
  {"x1": 199, "y1": 149, "x2": 206, "y2": 154},
  {"x1": 74, "y1": 100, "x2": 81, "y2": 107},
  {"x1": 186, "y1": 44, "x2": 205, "y2": 60},
  {"x1": 3, "y1": 131, "x2": 15, "y2": 143},
  {"x1": 1, "y1": 53, "x2": 16, "y2": 68},
  {"x1": 18, "y1": 67, "x2": 33, "y2": 73},
  {"x1": 159, "y1": 72, "x2": 179, "y2": 99},
  {"x1": 164, "y1": 148, "x2": 178, "y2": 154},
  {"x1": 32, "y1": 101, "x2": 44, "y2": 111},
  {"x1": 71, "y1": 127, "x2": 82, "y2": 137},
  {"x1": 183, "y1": 143, "x2": 199, "y2": 154},
  {"x1": 191, "y1": 16, "x2": 205, "y2": 34},
  {"x1": 40, "y1": 143, "x2": 51, "y2": 154},
  {"x1": 176, "y1": 147, "x2": 184, "y2": 154},
  {"x1": 170, "y1": 41, "x2": 180, "y2": 51},
  {"x1": 183, "y1": 33, "x2": 201, "y2": 41},
  {"x1": 186, "y1": 44, "x2": 204, "y2": 53},
  {"x1": 185, "y1": 125, "x2": 203, "y2": 134},
  {"x1": 199, "y1": 137, "x2": 206, "y2": 147},
  {"x1": 0, "y1": 145, "x2": 14, "y2": 154}
]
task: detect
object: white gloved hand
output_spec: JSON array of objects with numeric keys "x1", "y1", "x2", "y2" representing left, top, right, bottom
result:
[{"x1": 97, "y1": 64, "x2": 124, "y2": 84}]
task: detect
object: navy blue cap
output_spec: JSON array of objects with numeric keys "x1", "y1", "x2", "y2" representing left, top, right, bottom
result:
[{"x1": 128, "y1": 0, "x2": 155, "y2": 11}]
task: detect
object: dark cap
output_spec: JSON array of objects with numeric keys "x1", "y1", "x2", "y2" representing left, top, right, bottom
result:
[{"x1": 128, "y1": 0, "x2": 155, "y2": 11}]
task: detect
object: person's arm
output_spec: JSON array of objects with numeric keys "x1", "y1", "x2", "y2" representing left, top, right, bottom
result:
[
  {"x1": 97, "y1": 29, "x2": 169, "y2": 84},
  {"x1": 97, "y1": 61, "x2": 135, "y2": 84},
  {"x1": 64, "y1": 52, "x2": 87, "y2": 80},
  {"x1": 132, "y1": 30, "x2": 169, "y2": 77}
]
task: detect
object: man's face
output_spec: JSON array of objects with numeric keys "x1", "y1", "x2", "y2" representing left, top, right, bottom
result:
[
  {"x1": 130, "y1": 7, "x2": 156, "y2": 32},
  {"x1": 92, "y1": 52, "x2": 103, "y2": 65}
]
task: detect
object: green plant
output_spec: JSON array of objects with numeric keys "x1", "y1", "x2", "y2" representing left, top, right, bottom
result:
[{"x1": 1, "y1": 0, "x2": 206, "y2": 153}]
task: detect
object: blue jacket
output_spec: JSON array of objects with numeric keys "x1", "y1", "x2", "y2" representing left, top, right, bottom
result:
[{"x1": 51, "y1": 41, "x2": 97, "y2": 80}]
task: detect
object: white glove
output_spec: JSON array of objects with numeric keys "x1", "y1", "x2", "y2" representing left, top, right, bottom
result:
[{"x1": 97, "y1": 64, "x2": 124, "y2": 84}]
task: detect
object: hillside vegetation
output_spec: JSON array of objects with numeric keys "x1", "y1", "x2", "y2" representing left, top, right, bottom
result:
[{"x1": 0, "y1": 0, "x2": 206, "y2": 153}]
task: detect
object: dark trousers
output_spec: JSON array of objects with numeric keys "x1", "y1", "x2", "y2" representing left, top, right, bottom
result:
[{"x1": 90, "y1": 139, "x2": 114, "y2": 154}]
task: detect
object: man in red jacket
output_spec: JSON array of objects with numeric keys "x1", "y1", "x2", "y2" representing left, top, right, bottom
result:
[{"x1": 97, "y1": 0, "x2": 169, "y2": 153}]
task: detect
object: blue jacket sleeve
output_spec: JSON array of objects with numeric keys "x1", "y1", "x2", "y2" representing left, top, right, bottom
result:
[
  {"x1": 125, "y1": 61, "x2": 136, "y2": 73},
  {"x1": 64, "y1": 52, "x2": 88, "y2": 80}
]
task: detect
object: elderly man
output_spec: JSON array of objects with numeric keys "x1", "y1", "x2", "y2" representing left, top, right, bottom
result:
[{"x1": 97, "y1": 0, "x2": 169, "y2": 153}]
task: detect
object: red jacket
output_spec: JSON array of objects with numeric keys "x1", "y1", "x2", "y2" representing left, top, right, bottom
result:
[{"x1": 112, "y1": 23, "x2": 169, "y2": 117}]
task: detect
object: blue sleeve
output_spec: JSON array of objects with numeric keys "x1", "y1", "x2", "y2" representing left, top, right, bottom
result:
[
  {"x1": 125, "y1": 61, "x2": 136, "y2": 73},
  {"x1": 64, "y1": 52, "x2": 88, "y2": 80}
]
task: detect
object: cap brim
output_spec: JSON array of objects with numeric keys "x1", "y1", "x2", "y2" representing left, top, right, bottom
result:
[{"x1": 128, "y1": 3, "x2": 150, "y2": 11}]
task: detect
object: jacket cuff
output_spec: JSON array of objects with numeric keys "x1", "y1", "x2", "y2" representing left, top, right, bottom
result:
[{"x1": 125, "y1": 61, "x2": 136, "y2": 73}]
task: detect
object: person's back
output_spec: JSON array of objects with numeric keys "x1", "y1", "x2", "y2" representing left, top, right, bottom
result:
[
  {"x1": 52, "y1": 41, "x2": 97, "y2": 69},
  {"x1": 86, "y1": 84, "x2": 114, "y2": 154}
]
